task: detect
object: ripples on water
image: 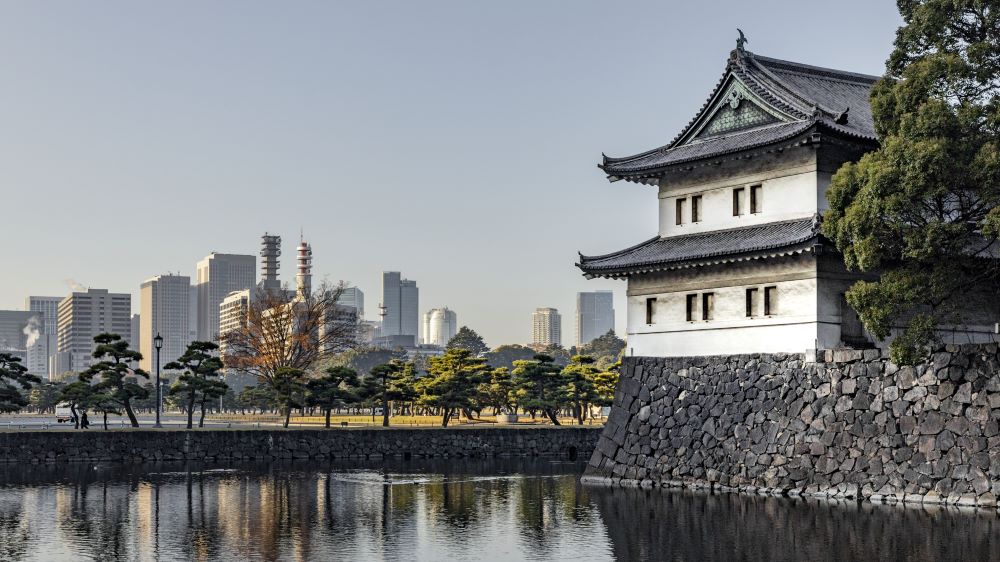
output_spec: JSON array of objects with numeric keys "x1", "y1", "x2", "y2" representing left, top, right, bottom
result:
[{"x1": 0, "y1": 459, "x2": 997, "y2": 561}]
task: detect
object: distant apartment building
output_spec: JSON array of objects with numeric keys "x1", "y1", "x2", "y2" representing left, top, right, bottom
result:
[
  {"x1": 189, "y1": 285, "x2": 198, "y2": 344},
  {"x1": 55, "y1": 289, "x2": 131, "y2": 374},
  {"x1": 576, "y1": 291, "x2": 615, "y2": 346},
  {"x1": 532, "y1": 308, "x2": 562, "y2": 347},
  {"x1": 140, "y1": 274, "x2": 191, "y2": 371},
  {"x1": 131, "y1": 314, "x2": 141, "y2": 353},
  {"x1": 24, "y1": 296, "x2": 61, "y2": 378},
  {"x1": 196, "y1": 253, "x2": 255, "y2": 342},
  {"x1": 337, "y1": 287, "x2": 365, "y2": 320},
  {"x1": 423, "y1": 307, "x2": 457, "y2": 347},
  {"x1": 381, "y1": 272, "x2": 418, "y2": 346}
]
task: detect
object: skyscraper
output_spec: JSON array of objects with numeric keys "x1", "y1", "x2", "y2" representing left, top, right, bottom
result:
[
  {"x1": 140, "y1": 274, "x2": 191, "y2": 371},
  {"x1": 218, "y1": 289, "x2": 250, "y2": 361},
  {"x1": 423, "y1": 307, "x2": 457, "y2": 347},
  {"x1": 196, "y1": 253, "x2": 255, "y2": 342},
  {"x1": 337, "y1": 287, "x2": 365, "y2": 319},
  {"x1": 576, "y1": 291, "x2": 615, "y2": 346},
  {"x1": 381, "y1": 272, "x2": 418, "y2": 343},
  {"x1": 56, "y1": 289, "x2": 131, "y2": 374},
  {"x1": 532, "y1": 308, "x2": 561, "y2": 347},
  {"x1": 25, "y1": 296, "x2": 62, "y2": 378}
]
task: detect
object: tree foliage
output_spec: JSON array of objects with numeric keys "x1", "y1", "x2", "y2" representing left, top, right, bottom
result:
[
  {"x1": 483, "y1": 344, "x2": 537, "y2": 370},
  {"x1": 512, "y1": 354, "x2": 565, "y2": 425},
  {"x1": 445, "y1": 326, "x2": 488, "y2": 356},
  {"x1": 579, "y1": 330, "x2": 626, "y2": 360},
  {"x1": 79, "y1": 333, "x2": 148, "y2": 427},
  {"x1": 823, "y1": 0, "x2": 1000, "y2": 363},
  {"x1": 0, "y1": 353, "x2": 40, "y2": 413},
  {"x1": 306, "y1": 366, "x2": 360, "y2": 428},
  {"x1": 165, "y1": 341, "x2": 227, "y2": 429},
  {"x1": 419, "y1": 348, "x2": 490, "y2": 426}
]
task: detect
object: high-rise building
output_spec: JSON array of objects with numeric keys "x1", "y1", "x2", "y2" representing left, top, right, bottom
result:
[
  {"x1": 131, "y1": 314, "x2": 140, "y2": 352},
  {"x1": 423, "y1": 307, "x2": 457, "y2": 347},
  {"x1": 196, "y1": 253, "x2": 255, "y2": 342},
  {"x1": 218, "y1": 289, "x2": 251, "y2": 360},
  {"x1": 189, "y1": 285, "x2": 198, "y2": 344},
  {"x1": 259, "y1": 233, "x2": 282, "y2": 294},
  {"x1": 0, "y1": 310, "x2": 40, "y2": 355},
  {"x1": 576, "y1": 291, "x2": 615, "y2": 346},
  {"x1": 337, "y1": 287, "x2": 365, "y2": 320},
  {"x1": 381, "y1": 272, "x2": 418, "y2": 342},
  {"x1": 532, "y1": 308, "x2": 562, "y2": 347},
  {"x1": 140, "y1": 274, "x2": 191, "y2": 371},
  {"x1": 25, "y1": 296, "x2": 62, "y2": 378},
  {"x1": 56, "y1": 289, "x2": 131, "y2": 374}
]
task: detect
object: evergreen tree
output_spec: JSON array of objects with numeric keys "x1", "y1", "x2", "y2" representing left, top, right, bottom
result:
[
  {"x1": 446, "y1": 326, "x2": 489, "y2": 356},
  {"x1": 59, "y1": 381, "x2": 94, "y2": 429},
  {"x1": 579, "y1": 330, "x2": 626, "y2": 361},
  {"x1": 0, "y1": 353, "x2": 40, "y2": 413},
  {"x1": 483, "y1": 344, "x2": 537, "y2": 370},
  {"x1": 823, "y1": 0, "x2": 1000, "y2": 363},
  {"x1": 561, "y1": 355, "x2": 603, "y2": 425},
  {"x1": 165, "y1": 341, "x2": 227, "y2": 429},
  {"x1": 512, "y1": 354, "x2": 565, "y2": 425},
  {"x1": 419, "y1": 348, "x2": 490, "y2": 426},
  {"x1": 479, "y1": 367, "x2": 516, "y2": 415},
  {"x1": 306, "y1": 366, "x2": 359, "y2": 428},
  {"x1": 79, "y1": 333, "x2": 148, "y2": 427}
]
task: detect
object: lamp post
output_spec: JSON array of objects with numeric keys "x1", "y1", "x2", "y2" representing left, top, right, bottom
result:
[{"x1": 153, "y1": 333, "x2": 163, "y2": 428}]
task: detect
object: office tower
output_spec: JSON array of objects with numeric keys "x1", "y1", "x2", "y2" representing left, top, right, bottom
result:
[
  {"x1": 337, "y1": 287, "x2": 365, "y2": 320},
  {"x1": 218, "y1": 289, "x2": 251, "y2": 360},
  {"x1": 131, "y1": 314, "x2": 140, "y2": 352},
  {"x1": 381, "y1": 272, "x2": 418, "y2": 341},
  {"x1": 25, "y1": 296, "x2": 62, "y2": 378},
  {"x1": 532, "y1": 308, "x2": 562, "y2": 347},
  {"x1": 139, "y1": 274, "x2": 191, "y2": 371},
  {"x1": 422, "y1": 307, "x2": 457, "y2": 347},
  {"x1": 56, "y1": 289, "x2": 131, "y2": 373},
  {"x1": 576, "y1": 291, "x2": 615, "y2": 346},
  {"x1": 189, "y1": 285, "x2": 198, "y2": 344},
  {"x1": 196, "y1": 253, "x2": 255, "y2": 342}
]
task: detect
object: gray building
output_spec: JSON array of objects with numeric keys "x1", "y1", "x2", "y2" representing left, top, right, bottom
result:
[
  {"x1": 576, "y1": 291, "x2": 615, "y2": 346},
  {"x1": 381, "y1": 272, "x2": 418, "y2": 343},
  {"x1": 25, "y1": 296, "x2": 62, "y2": 378},
  {"x1": 0, "y1": 310, "x2": 40, "y2": 354},
  {"x1": 196, "y1": 253, "x2": 255, "y2": 342},
  {"x1": 140, "y1": 274, "x2": 191, "y2": 371},
  {"x1": 337, "y1": 287, "x2": 365, "y2": 320},
  {"x1": 56, "y1": 289, "x2": 131, "y2": 374}
]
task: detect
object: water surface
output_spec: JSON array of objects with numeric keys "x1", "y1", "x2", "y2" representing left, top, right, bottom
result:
[{"x1": 0, "y1": 459, "x2": 997, "y2": 561}]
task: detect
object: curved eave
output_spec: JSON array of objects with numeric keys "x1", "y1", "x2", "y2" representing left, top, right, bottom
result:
[{"x1": 578, "y1": 238, "x2": 824, "y2": 280}]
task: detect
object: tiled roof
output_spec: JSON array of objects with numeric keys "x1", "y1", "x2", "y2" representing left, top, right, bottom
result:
[
  {"x1": 601, "y1": 48, "x2": 880, "y2": 180},
  {"x1": 577, "y1": 217, "x2": 821, "y2": 278}
]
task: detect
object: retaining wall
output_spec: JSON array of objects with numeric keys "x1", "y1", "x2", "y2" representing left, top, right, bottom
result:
[
  {"x1": 0, "y1": 426, "x2": 600, "y2": 464},
  {"x1": 583, "y1": 344, "x2": 1000, "y2": 507}
]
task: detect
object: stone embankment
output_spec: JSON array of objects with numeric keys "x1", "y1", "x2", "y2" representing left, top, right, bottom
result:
[
  {"x1": 583, "y1": 344, "x2": 1000, "y2": 508},
  {"x1": 0, "y1": 426, "x2": 600, "y2": 464}
]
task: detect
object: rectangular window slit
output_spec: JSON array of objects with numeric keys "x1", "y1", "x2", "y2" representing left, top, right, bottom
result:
[
  {"x1": 692, "y1": 195, "x2": 702, "y2": 223},
  {"x1": 764, "y1": 286, "x2": 777, "y2": 316},
  {"x1": 702, "y1": 292, "x2": 714, "y2": 321},
  {"x1": 733, "y1": 187, "x2": 744, "y2": 216},
  {"x1": 675, "y1": 199, "x2": 686, "y2": 225},
  {"x1": 685, "y1": 294, "x2": 697, "y2": 322},
  {"x1": 645, "y1": 297, "x2": 657, "y2": 325},
  {"x1": 750, "y1": 185, "x2": 762, "y2": 214},
  {"x1": 746, "y1": 288, "x2": 758, "y2": 317}
]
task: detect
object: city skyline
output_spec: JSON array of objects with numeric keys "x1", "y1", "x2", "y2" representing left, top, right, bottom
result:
[{"x1": 0, "y1": 2, "x2": 901, "y2": 346}]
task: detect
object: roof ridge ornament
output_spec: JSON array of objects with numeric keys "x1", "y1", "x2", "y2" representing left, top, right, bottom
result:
[{"x1": 736, "y1": 29, "x2": 748, "y2": 53}]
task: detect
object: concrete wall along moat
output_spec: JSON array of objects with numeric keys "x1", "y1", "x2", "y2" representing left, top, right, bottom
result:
[
  {"x1": 0, "y1": 427, "x2": 600, "y2": 464},
  {"x1": 584, "y1": 344, "x2": 1000, "y2": 508}
]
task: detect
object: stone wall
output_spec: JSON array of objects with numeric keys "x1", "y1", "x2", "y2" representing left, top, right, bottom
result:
[
  {"x1": 583, "y1": 344, "x2": 1000, "y2": 507},
  {"x1": 0, "y1": 426, "x2": 600, "y2": 464}
]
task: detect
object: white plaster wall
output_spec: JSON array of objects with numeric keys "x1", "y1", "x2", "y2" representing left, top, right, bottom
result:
[
  {"x1": 626, "y1": 277, "x2": 820, "y2": 357},
  {"x1": 658, "y1": 167, "x2": 818, "y2": 237}
]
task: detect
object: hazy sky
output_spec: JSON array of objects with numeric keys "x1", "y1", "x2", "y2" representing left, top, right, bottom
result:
[{"x1": 0, "y1": 1, "x2": 903, "y2": 347}]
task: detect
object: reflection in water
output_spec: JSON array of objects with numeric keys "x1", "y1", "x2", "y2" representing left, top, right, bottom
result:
[{"x1": 0, "y1": 461, "x2": 997, "y2": 561}]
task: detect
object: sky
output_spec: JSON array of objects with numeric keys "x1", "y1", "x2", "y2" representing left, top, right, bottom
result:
[{"x1": 0, "y1": 1, "x2": 903, "y2": 347}]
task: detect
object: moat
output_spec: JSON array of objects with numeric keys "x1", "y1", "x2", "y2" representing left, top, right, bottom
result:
[{"x1": 0, "y1": 459, "x2": 998, "y2": 561}]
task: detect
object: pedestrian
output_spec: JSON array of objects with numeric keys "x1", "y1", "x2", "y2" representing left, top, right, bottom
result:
[{"x1": 80, "y1": 411, "x2": 90, "y2": 429}]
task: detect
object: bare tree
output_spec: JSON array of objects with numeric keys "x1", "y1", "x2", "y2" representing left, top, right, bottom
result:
[{"x1": 221, "y1": 281, "x2": 358, "y2": 427}]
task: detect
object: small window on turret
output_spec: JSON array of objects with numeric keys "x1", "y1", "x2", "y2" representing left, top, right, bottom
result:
[
  {"x1": 676, "y1": 198, "x2": 686, "y2": 225},
  {"x1": 685, "y1": 294, "x2": 697, "y2": 322},
  {"x1": 646, "y1": 297, "x2": 657, "y2": 324},
  {"x1": 691, "y1": 195, "x2": 703, "y2": 223},
  {"x1": 702, "y1": 293, "x2": 714, "y2": 321},
  {"x1": 750, "y1": 185, "x2": 763, "y2": 214},
  {"x1": 733, "y1": 187, "x2": 745, "y2": 216},
  {"x1": 764, "y1": 286, "x2": 777, "y2": 315}
]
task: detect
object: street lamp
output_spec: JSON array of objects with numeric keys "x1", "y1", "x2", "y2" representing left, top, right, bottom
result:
[{"x1": 153, "y1": 333, "x2": 163, "y2": 428}]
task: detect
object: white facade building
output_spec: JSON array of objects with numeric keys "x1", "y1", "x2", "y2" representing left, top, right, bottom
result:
[
  {"x1": 55, "y1": 289, "x2": 131, "y2": 373},
  {"x1": 24, "y1": 296, "x2": 61, "y2": 378},
  {"x1": 337, "y1": 287, "x2": 365, "y2": 320},
  {"x1": 218, "y1": 289, "x2": 251, "y2": 360},
  {"x1": 140, "y1": 274, "x2": 191, "y2": 371},
  {"x1": 576, "y1": 291, "x2": 615, "y2": 346},
  {"x1": 381, "y1": 272, "x2": 418, "y2": 346},
  {"x1": 532, "y1": 308, "x2": 561, "y2": 347},
  {"x1": 423, "y1": 307, "x2": 457, "y2": 347},
  {"x1": 579, "y1": 42, "x2": 999, "y2": 357},
  {"x1": 196, "y1": 253, "x2": 255, "y2": 342}
]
